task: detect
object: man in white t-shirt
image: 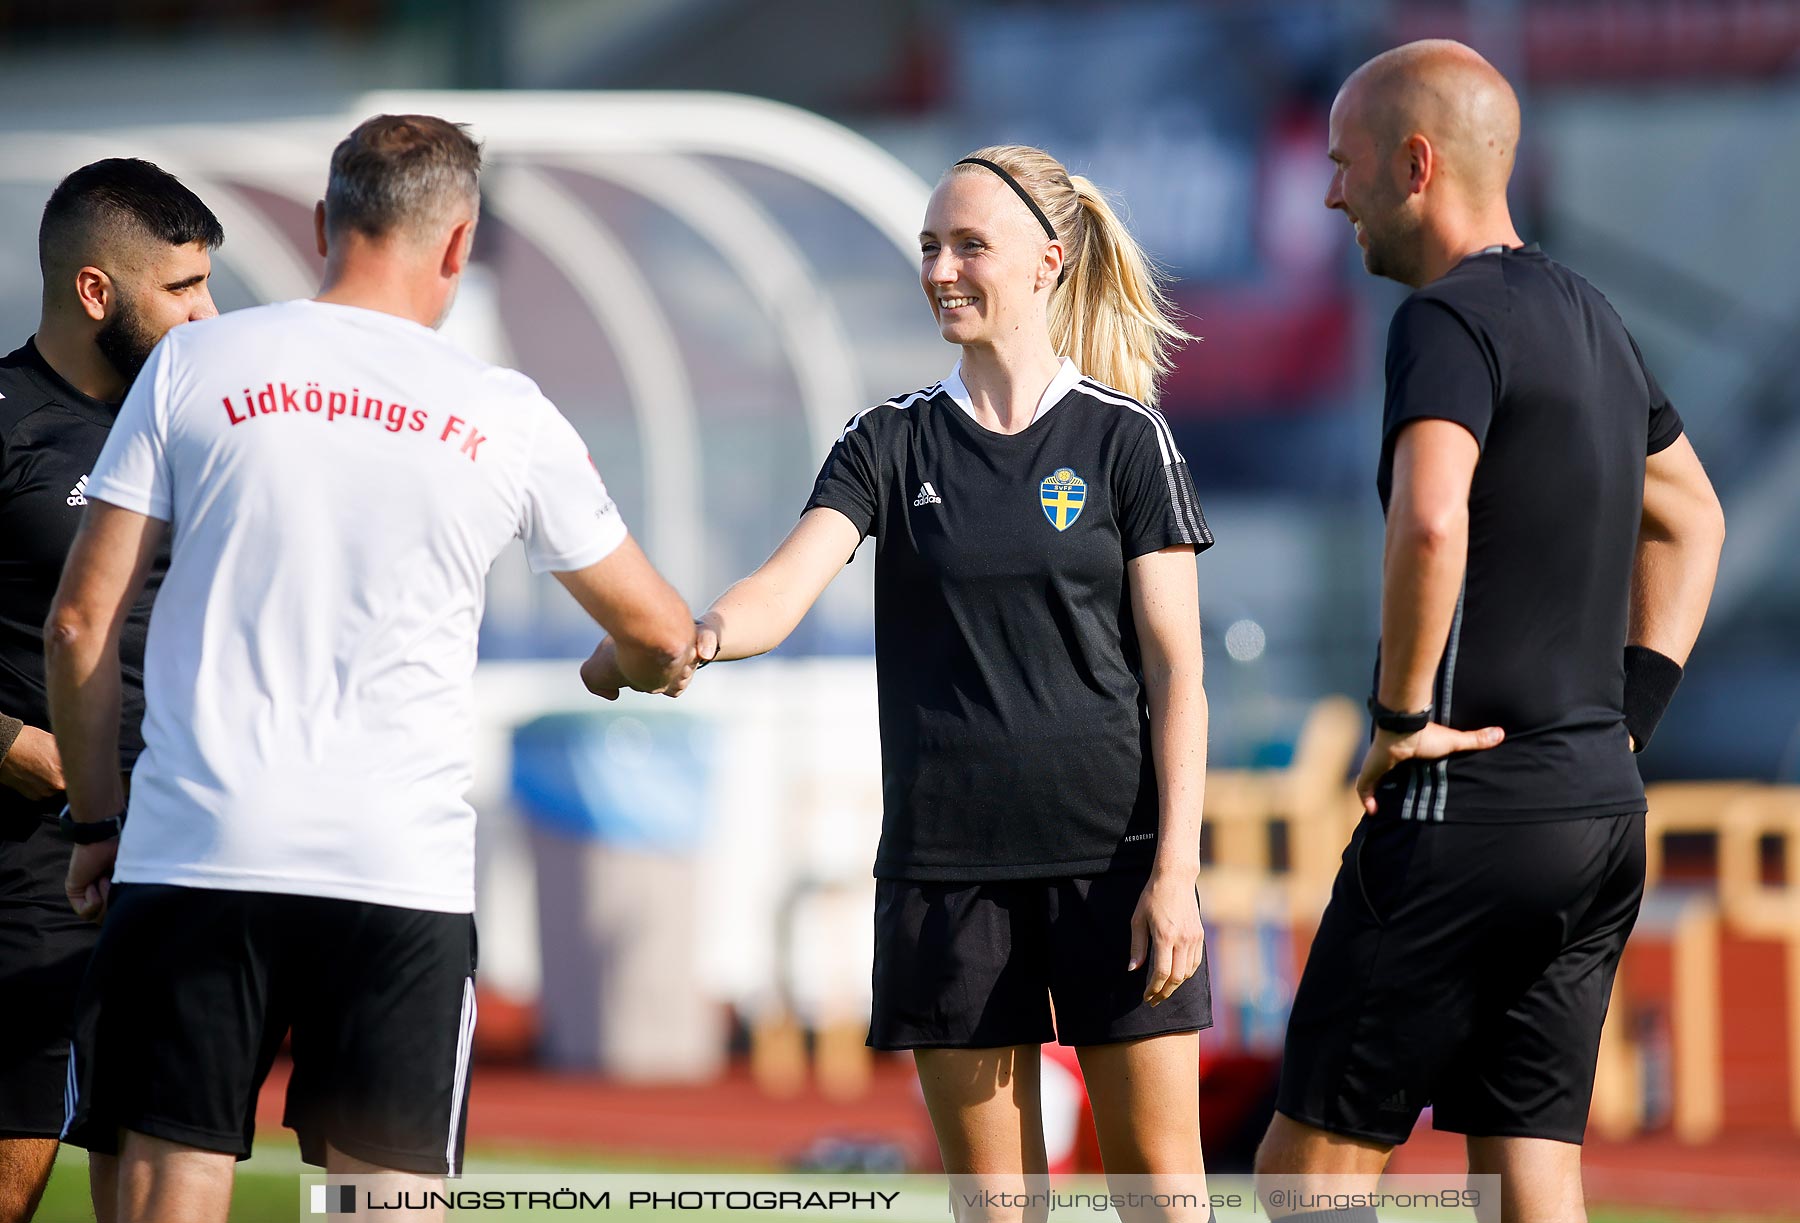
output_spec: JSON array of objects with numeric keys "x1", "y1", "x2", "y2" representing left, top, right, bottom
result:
[{"x1": 43, "y1": 114, "x2": 695, "y2": 1223}]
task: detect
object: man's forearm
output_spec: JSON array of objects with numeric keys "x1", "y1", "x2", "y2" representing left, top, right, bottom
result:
[
  {"x1": 1377, "y1": 514, "x2": 1469, "y2": 712},
  {"x1": 41, "y1": 502, "x2": 162, "y2": 818},
  {"x1": 45, "y1": 628, "x2": 126, "y2": 820},
  {"x1": 611, "y1": 630, "x2": 692, "y2": 692},
  {"x1": 0, "y1": 711, "x2": 22, "y2": 767},
  {"x1": 1628, "y1": 535, "x2": 1720, "y2": 667}
]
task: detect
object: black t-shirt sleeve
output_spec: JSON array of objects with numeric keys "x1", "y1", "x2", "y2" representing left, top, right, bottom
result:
[
  {"x1": 804, "y1": 411, "x2": 884, "y2": 538},
  {"x1": 1383, "y1": 295, "x2": 1499, "y2": 451},
  {"x1": 1113, "y1": 410, "x2": 1213, "y2": 560},
  {"x1": 1628, "y1": 333, "x2": 1686, "y2": 456}
]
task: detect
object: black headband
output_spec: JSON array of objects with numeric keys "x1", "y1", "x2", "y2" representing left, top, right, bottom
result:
[{"x1": 955, "y1": 157, "x2": 1067, "y2": 285}]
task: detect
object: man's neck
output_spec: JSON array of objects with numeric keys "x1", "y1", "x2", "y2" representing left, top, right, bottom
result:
[
  {"x1": 315, "y1": 258, "x2": 444, "y2": 330},
  {"x1": 1410, "y1": 211, "x2": 1525, "y2": 288},
  {"x1": 32, "y1": 317, "x2": 125, "y2": 403}
]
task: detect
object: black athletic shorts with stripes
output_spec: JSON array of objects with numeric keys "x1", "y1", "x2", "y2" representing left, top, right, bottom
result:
[
  {"x1": 869, "y1": 872, "x2": 1213, "y2": 1050},
  {"x1": 0, "y1": 816, "x2": 98, "y2": 1139},
  {"x1": 1275, "y1": 811, "x2": 1644, "y2": 1146},
  {"x1": 62, "y1": 883, "x2": 478, "y2": 1174}
]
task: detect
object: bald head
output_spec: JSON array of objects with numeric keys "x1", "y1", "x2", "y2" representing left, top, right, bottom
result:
[
  {"x1": 1338, "y1": 40, "x2": 1520, "y2": 203},
  {"x1": 1325, "y1": 40, "x2": 1525, "y2": 286}
]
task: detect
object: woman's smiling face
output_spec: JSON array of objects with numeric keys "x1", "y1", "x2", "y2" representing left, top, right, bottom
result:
[{"x1": 919, "y1": 169, "x2": 1059, "y2": 347}]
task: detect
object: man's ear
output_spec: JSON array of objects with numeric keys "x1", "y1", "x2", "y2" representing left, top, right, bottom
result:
[
  {"x1": 314, "y1": 201, "x2": 329, "y2": 259},
  {"x1": 1404, "y1": 133, "x2": 1435, "y2": 195},
  {"x1": 73, "y1": 266, "x2": 111, "y2": 323},
  {"x1": 442, "y1": 218, "x2": 475, "y2": 278}
]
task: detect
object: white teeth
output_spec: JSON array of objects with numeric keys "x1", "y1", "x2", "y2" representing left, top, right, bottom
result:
[{"x1": 938, "y1": 296, "x2": 977, "y2": 309}]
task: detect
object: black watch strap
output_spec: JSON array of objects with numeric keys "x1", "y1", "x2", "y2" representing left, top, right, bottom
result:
[
  {"x1": 1367, "y1": 697, "x2": 1432, "y2": 735},
  {"x1": 57, "y1": 804, "x2": 125, "y2": 844}
]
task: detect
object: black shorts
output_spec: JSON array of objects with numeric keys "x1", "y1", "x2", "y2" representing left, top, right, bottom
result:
[
  {"x1": 1276, "y1": 811, "x2": 1645, "y2": 1146},
  {"x1": 869, "y1": 873, "x2": 1213, "y2": 1050},
  {"x1": 63, "y1": 883, "x2": 478, "y2": 1174},
  {"x1": 0, "y1": 817, "x2": 97, "y2": 1138}
]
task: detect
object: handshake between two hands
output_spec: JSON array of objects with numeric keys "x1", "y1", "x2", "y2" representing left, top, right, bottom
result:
[{"x1": 579, "y1": 617, "x2": 721, "y2": 702}]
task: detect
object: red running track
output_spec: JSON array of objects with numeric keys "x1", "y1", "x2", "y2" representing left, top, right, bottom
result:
[{"x1": 257, "y1": 1059, "x2": 1800, "y2": 1217}]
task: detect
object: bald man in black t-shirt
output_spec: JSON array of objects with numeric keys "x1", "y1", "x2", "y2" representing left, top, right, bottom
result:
[
  {"x1": 0, "y1": 160, "x2": 218, "y2": 1222},
  {"x1": 1254, "y1": 41, "x2": 1725, "y2": 1223}
]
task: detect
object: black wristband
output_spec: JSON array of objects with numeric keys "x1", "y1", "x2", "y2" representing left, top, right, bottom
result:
[
  {"x1": 1622, "y1": 645, "x2": 1682, "y2": 753},
  {"x1": 1367, "y1": 697, "x2": 1431, "y2": 735},
  {"x1": 57, "y1": 804, "x2": 126, "y2": 844}
]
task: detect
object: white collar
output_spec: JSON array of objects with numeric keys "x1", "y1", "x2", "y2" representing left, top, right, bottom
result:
[{"x1": 943, "y1": 356, "x2": 1084, "y2": 429}]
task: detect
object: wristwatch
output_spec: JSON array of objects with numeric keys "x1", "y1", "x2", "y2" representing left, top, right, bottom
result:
[
  {"x1": 57, "y1": 804, "x2": 126, "y2": 844},
  {"x1": 1367, "y1": 697, "x2": 1432, "y2": 735}
]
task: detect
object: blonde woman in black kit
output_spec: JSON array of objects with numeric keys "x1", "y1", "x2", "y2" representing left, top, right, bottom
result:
[{"x1": 590, "y1": 146, "x2": 1215, "y2": 1204}]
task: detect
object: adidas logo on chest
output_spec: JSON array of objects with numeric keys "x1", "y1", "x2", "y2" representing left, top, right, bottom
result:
[
  {"x1": 912, "y1": 482, "x2": 943, "y2": 507},
  {"x1": 67, "y1": 474, "x2": 89, "y2": 507}
]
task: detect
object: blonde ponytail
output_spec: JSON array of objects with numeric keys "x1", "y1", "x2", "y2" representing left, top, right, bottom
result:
[{"x1": 950, "y1": 146, "x2": 1193, "y2": 405}]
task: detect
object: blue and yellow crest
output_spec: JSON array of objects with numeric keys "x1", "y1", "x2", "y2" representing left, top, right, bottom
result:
[{"x1": 1040, "y1": 467, "x2": 1087, "y2": 532}]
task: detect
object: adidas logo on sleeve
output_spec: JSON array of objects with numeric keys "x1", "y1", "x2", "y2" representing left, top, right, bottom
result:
[{"x1": 912, "y1": 482, "x2": 943, "y2": 507}]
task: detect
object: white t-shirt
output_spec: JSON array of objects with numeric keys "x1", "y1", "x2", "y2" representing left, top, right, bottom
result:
[{"x1": 89, "y1": 299, "x2": 627, "y2": 913}]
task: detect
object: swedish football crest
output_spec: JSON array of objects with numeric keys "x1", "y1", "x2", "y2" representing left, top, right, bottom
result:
[{"x1": 1040, "y1": 467, "x2": 1087, "y2": 531}]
